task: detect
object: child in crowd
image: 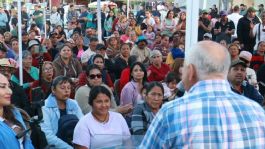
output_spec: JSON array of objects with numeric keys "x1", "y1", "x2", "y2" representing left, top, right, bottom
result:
[
  {"x1": 144, "y1": 25, "x2": 155, "y2": 49},
  {"x1": 162, "y1": 72, "x2": 178, "y2": 101}
]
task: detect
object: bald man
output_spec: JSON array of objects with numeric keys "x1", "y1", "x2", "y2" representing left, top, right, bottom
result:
[{"x1": 139, "y1": 41, "x2": 265, "y2": 148}]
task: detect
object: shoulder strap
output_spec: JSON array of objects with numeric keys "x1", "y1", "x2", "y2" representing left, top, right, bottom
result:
[{"x1": 258, "y1": 23, "x2": 261, "y2": 41}]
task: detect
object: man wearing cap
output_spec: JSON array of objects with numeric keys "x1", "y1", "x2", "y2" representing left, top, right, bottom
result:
[
  {"x1": 198, "y1": 10, "x2": 212, "y2": 41},
  {"x1": 239, "y1": 51, "x2": 258, "y2": 88},
  {"x1": 237, "y1": 7, "x2": 260, "y2": 53},
  {"x1": 214, "y1": 10, "x2": 235, "y2": 44},
  {"x1": 250, "y1": 11, "x2": 265, "y2": 50},
  {"x1": 203, "y1": 33, "x2": 212, "y2": 40},
  {"x1": 0, "y1": 58, "x2": 30, "y2": 113},
  {"x1": 228, "y1": 59, "x2": 263, "y2": 105}
]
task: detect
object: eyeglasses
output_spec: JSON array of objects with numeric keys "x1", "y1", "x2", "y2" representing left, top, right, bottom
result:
[
  {"x1": 43, "y1": 67, "x2": 53, "y2": 72},
  {"x1": 148, "y1": 92, "x2": 163, "y2": 98},
  {"x1": 89, "y1": 74, "x2": 102, "y2": 79}
]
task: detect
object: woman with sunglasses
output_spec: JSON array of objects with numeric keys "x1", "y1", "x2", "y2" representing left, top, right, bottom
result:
[
  {"x1": 147, "y1": 50, "x2": 170, "y2": 82},
  {"x1": 120, "y1": 62, "x2": 148, "y2": 126},
  {"x1": 40, "y1": 76, "x2": 83, "y2": 149},
  {"x1": 0, "y1": 73, "x2": 34, "y2": 149},
  {"x1": 73, "y1": 85, "x2": 130, "y2": 149},
  {"x1": 131, "y1": 82, "x2": 164, "y2": 135},
  {"x1": 75, "y1": 64, "x2": 132, "y2": 115}
]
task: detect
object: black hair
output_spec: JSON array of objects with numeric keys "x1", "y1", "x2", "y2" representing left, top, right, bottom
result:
[
  {"x1": 90, "y1": 37, "x2": 99, "y2": 43},
  {"x1": 145, "y1": 81, "x2": 164, "y2": 95},
  {"x1": 106, "y1": 10, "x2": 116, "y2": 20},
  {"x1": 59, "y1": 44, "x2": 72, "y2": 52},
  {"x1": 166, "y1": 10, "x2": 174, "y2": 19},
  {"x1": 51, "y1": 76, "x2": 73, "y2": 89},
  {"x1": 258, "y1": 41, "x2": 265, "y2": 48},
  {"x1": 88, "y1": 85, "x2": 112, "y2": 106},
  {"x1": 129, "y1": 62, "x2": 147, "y2": 84},
  {"x1": 92, "y1": 54, "x2": 105, "y2": 63},
  {"x1": 85, "y1": 64, "x2": 101, "y2": 76},
  {"x1": 165, "y1": 72, "x2": 178, "y2": 83},
  {"x1": 128, "y1": 55, "x2": 138, "y2": 68}
]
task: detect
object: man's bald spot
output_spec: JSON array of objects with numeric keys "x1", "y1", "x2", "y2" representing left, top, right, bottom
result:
[{"x1": 196, "y1": 41, "x2": 230, "y2": 65}]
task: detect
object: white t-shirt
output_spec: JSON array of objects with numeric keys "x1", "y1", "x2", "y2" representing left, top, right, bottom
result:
[
  {"x1": 142, "y1": 17, "x2": 155, "y2": 26},
  {"x1": 227, "y1": 13, "x2": 243, "y2": 38},
  {"x1": 73, "y1": 111, "x2": 130, "y2": 148},
  {"x1": 252, "y1": 23, "x2": 265, "y2": 50}
]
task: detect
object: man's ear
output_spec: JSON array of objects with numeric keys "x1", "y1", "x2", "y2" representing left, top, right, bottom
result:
[{"x1": 188, "y1": 64, "x2": 197, "y2": 82}]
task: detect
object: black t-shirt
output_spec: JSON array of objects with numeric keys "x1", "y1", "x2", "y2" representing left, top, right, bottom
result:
[
  {"x1": 214, "y1": 19, "x2": 235, "y2": 33},
  {"x1": 59, "y1": 109, "x2": 67, "y2": 117}
]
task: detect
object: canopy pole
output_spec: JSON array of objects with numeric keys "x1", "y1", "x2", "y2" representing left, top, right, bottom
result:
[
  {"x1": 97, "y1": 0, "x2": 102, "y2": 43},
  {"x1": 185, "y1": 0, "x2": 199, "y2": 52},
  {"x1": 18, "y1": 0, "x2": 23, "y2": 86},
  {"x1": 127, "y1": 0, "x2": 130, "y2": 19}
]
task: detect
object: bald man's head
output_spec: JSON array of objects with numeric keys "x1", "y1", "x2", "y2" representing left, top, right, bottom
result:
[{"x1": 184, "y1": 41, "x2": 231, "y2": 81}]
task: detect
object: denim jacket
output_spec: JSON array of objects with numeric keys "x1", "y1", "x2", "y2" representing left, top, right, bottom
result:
[
  {"x1": 0, "y1": 108, "x2": 34, "y2": 149},
  {"x1": 40, "y1": 94, "x2": 83, "y2": 149}
]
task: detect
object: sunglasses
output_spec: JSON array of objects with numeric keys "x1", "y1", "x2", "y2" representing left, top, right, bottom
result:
[{"x1": 89, "y1": 74, "x2": 102, "y2": 79}]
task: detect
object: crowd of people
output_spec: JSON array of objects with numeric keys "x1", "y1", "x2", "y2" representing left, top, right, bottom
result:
[{"x1": 0, "y1": 1, "x2": 265, "y2": 148}]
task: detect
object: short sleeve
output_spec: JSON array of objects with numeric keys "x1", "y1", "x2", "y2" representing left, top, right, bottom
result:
[{"x1": 73, "y1": 118, "x2": 91, "y2": 148}]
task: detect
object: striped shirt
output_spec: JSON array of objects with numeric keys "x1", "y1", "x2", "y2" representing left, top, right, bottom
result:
[{"x1": 139, "y1": 80, "x2": 265, "y2": 148}]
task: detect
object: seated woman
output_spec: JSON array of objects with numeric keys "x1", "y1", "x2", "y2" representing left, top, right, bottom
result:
[
  {"x1": 147, "y1": 50, "x2": 171, "y2": 82},
  {"x1": 31, "y1": 61, "x2": 55, "y2": 99},
  {"x1": 131, "y1": 82, "x2": 164, "y2": 135},
  {"x1": 75, "y1": 64, "x2": 132, "y2": 115},
  {"x1": 114, "y1": 43, "x2": 131, "y2": 79},
  {"x1": 73, "y1": 86, "x2": 130, "y2": 149},
  {"x1": 92, "y1": 54, "x2": 114, "y2": 88},
  {"x1": 120, "y1": 62, "x2": 148, "y2": 125},
  {"x1": 11, "y1": 50, "x2": 39, "y2": 98},
  {"x1": 40, "y1": 76, "x2": 83, "y2": 149},
  {"x1": 0, "y1": 73, "x2": 34, "y2": 148},
  {"x1": 53, "y1": 45, "x2": 82, "y2": 79}
]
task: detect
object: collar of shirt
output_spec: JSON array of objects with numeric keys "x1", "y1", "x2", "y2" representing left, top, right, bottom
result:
[{"x1": 188, "y1": 80, "x2": 232, "y2": 94}]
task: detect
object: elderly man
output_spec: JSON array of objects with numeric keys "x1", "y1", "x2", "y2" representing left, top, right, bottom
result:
[
  {"x1": 228, "y1": 59, "x2": 263, "y2": 105},
  {"x1": 139, "y1": 41, "x2": 265, "y2": 148}
]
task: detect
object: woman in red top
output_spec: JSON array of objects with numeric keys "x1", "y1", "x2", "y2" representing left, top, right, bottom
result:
[{"x1": 147, "y1": 50, "x2": 170, "y2": 82}]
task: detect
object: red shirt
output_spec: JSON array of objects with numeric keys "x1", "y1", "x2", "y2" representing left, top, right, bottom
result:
[{"x1": 148, "y1": 63, "x2": 170, "y2": 82}]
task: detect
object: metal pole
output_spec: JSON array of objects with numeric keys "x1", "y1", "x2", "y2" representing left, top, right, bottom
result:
[
  {"x1": 97, "y1": 0, "x2": 102, "y2": 43},
  {"x1": 44, "y1": 4, "x2": 47, "y2": 38},
  {"x1": 127, "y1": 0, "x2": 129, "y2": 19},
  {"x1": 17, "y1": 0, "x2": 23, "y2": 86},
  {"x1": 185, "y1": 0, "x2": 199, "y2": 52}
]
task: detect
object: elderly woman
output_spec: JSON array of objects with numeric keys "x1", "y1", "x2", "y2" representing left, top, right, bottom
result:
[
  {"x1": 131, "y1": 82, "x2": 164, "y2": 135},
  {"x1": 147, "y1": 50, "x2": 171, "y2": 82},
  {"x1": 228, "y1": 43, "x2": 240, "y2": 61},
  {"x1": 53, "y1": 45, "x2": 82, "y2": 79},
  {"x1": 114, "y1": 43, "x2": 131, "y2": 79},
  {"x1": 73, "y1": 86, "x2": 130, "y2": 149},
  {"x1": 11, "y1": 50, "x2": 39, "y2": 96},
  {"x1": 0, "y1": 73, "x2": 34, "y2": 148},
  {"x1": 27, "y1": 39, "x2": 52, "y2": 68},
  {"x1": 40, "y1": 76, "x2": 83, "y2": 149},
  {"x1": 31, "y1": 61, "x2": 55, "y2": 99},
  {"x1": 106, "y1": 35, "x2": 120, "y2": 59}
]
